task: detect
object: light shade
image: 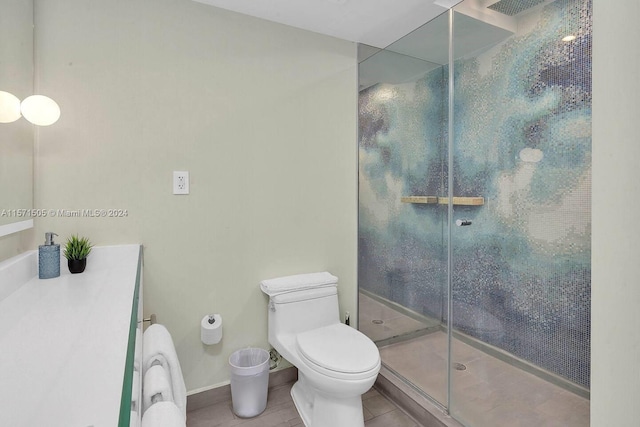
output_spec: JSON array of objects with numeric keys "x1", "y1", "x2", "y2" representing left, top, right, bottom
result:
[
  {"x1": 21, "y1": 95, "x2": 60, "y2": 126},
  {"x1": 0, "y1": 91, "x2": 22, "y2": 123}
]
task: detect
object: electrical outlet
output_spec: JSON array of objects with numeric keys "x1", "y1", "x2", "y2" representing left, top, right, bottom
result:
[{"x1": 173, "y1": 171, "x2": 189, "y2": 195}]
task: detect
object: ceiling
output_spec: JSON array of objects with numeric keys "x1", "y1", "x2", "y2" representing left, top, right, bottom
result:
[
  {"x1": 191, "y1": 0, "x2": 463, "y2": 49},
  {"x1": 190, "y1": 0, "x2": 526, "y2": 91}
]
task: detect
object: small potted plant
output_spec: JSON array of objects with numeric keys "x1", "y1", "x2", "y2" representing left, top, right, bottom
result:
[{"x1": 63, "y1": 235, "x2": 93, "y2": 274}]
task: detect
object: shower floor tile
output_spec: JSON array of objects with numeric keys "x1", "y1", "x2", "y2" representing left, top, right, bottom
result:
[
  {"x1": 378, "y1": 332, "x2": 590, "y2": 427},
  {"x1": 360, "y1": 292, "x2": 589, "y2": 427},
  {"x1": 359, "y1": 292, "x2": 439, "y2": 342}
]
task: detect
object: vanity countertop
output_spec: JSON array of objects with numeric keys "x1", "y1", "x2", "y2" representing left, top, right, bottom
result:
[{"x1": 0, "y1": 244, "x2": 141, "y2": 427}]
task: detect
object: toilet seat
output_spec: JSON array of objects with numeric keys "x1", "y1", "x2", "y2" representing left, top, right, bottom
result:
[{"x1": 296, "y1": 323, "x2": 380, "y2": 380}]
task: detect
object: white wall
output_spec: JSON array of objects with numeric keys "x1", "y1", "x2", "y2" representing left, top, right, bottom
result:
[
  {"x1": 33, "y1": 0, "x2": 357, "y2": 392},
  {"x1": 592, "y1": 0, "x2": 640, "y2": 425}
]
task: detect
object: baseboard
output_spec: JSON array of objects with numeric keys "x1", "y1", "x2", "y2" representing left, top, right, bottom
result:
[{"x1": 186, "y1": 366, "x2": 298, "y2": 413}]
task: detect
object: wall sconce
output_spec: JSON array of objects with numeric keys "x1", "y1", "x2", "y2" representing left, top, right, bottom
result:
[
  {"x1": 0, "y1": 91, "x2": 22, "y2": 123},
  {"x1": 0, "y1": 90, "x2": 60, "y2": 126},
  {"x1": 21, "y1": 95, "x2": 60, "y2": 126}
]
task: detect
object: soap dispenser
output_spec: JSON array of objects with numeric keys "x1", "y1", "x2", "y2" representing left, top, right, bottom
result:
[{"x1": 39, "y1": 232, "x2": 60, "y2": 279}]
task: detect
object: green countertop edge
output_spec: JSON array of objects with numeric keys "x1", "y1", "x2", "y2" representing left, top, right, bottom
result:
[{"x1": 118, "y1": 245, "x2": 143, "y2": 427}]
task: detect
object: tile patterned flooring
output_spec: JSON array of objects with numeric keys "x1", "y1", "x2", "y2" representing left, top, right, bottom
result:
[
  {"x1": 188, "y1": 292, "x2": 589, "y2": 427},
  {"x1": 380, "y1": 332, "x2": 589, "y2": 426},
  {"x1": 362, "y1": 293, "x2": 590, "y2": 427},
  {"x1": 186, "y1": 382, "x2": 420, "y2": 427}
]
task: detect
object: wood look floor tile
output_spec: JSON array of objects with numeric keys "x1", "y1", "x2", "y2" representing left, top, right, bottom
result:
[{"x1": 186, "y1": 381, "x2": 420, "y2": 427}]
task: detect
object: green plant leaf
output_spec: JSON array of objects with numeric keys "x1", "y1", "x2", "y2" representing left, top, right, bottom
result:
[{"x1": 63, "y1": 234, "x2": 93, "y2": 260}]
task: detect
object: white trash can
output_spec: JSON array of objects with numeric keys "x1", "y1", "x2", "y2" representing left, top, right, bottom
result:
[{"x1": 229, "y1": 347, "x2": 270, "y2": 418}]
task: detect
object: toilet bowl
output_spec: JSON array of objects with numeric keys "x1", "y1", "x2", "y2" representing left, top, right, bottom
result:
[{"x1": 260, "y1": 272, "x2": 380, "y2": 427}]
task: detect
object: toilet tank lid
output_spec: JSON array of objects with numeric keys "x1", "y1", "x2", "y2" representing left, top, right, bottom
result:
[{"x1": 260, "y1": 272, "x2": 338, "y2": 296}]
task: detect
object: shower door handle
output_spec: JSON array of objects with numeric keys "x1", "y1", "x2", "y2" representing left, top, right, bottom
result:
[{"x1": 455, "y1": 219, "x2": 472, "y2": 226}]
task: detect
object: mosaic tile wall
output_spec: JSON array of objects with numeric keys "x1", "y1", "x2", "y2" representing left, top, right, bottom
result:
[{"x1": 358, "y1": 0, "x2": 591, "y2": 387}]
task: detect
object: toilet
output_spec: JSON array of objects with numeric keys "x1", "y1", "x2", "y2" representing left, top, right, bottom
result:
[{"x1": 260, "y1": 272, "x2": 380, "y2": 427}]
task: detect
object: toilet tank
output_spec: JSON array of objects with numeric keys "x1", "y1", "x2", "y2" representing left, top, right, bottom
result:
[{"x1": 268, "y1": 285, "x2": 340, "y2": 340}]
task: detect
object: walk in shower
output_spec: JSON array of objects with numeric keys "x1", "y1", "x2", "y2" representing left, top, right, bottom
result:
[{"x1": 358, "y1": 0, "x2": 591, "y2": 425}]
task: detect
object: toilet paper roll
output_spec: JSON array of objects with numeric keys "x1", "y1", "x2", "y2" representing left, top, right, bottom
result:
[{"x1": 201, "y1": 314, "x2": 223, "y2": 345}]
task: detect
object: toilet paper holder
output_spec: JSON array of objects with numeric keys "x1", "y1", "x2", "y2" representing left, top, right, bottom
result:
[{"x1": 201, "y1": 313, "x2": 223, "y2": 345}]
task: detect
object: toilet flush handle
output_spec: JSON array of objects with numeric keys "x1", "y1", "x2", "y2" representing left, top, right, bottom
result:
[{"x1": 269, "y1": 299, "x2": 276, "y2": 311}]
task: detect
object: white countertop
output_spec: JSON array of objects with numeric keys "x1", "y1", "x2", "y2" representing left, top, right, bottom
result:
[{"x1": 0, "y1": 244, "x2": 141, "y2": 427}]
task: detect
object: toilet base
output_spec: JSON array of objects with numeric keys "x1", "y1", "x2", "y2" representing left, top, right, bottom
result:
[{"x1": 290, "y1": 373, "x2": 366, "y2": 427}]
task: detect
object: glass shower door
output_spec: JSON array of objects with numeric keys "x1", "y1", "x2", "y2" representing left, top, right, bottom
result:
[
  {"x1": 448, "y1": 0, "x2": 592, "y2": 425},
  {"x1": 357, "y1": 11, "x2": 452, "y2": 409}
]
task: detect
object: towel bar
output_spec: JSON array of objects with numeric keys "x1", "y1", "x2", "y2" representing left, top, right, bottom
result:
[{"x1": 141, "y1": 314, "x2": 157, "y2": 325}]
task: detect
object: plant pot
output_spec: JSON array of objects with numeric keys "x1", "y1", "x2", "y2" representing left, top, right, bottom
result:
[{"x1": 68, "y1": 258, "x2": 87, "y2": 274}]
